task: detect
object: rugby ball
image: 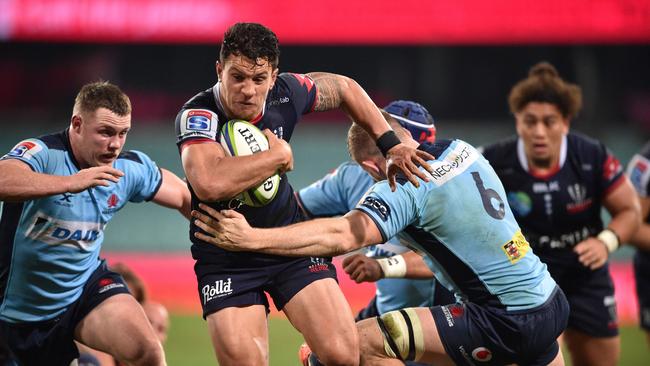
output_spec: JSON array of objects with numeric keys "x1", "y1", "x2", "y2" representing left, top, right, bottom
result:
[{"x1": 220, "y1": 120, "x2": 280, "y2": 207}]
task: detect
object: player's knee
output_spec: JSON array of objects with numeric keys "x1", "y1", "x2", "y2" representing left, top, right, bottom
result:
[
  {"x1": 312, "y1": 337, "x2": 359, "y2": 366},
  {"x1": 215, "y1": 341, "x2": 268, "y2": 366},
  {"x1": 124, "y1": 339, "x2": 165, "y2": 366},
  {"x1": 375, "y1": 308, "x2": 426, "y2": 363}
]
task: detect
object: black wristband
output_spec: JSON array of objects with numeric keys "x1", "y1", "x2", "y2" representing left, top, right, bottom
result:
[{"x1": 376, "y1": 130, "x2": 401, "y2": 157}]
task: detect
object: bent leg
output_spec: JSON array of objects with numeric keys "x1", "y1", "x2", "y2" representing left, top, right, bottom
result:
[
  {"x1": 563, "y1": 329, "x2": 619, "y2": 366},
  {"x1": 284, "y1": 278, "x2": 359, "y2": 366},
  {"x1": 356, "y1": 307, "x2": 454, "y2": 366},
  {"x1": 75, "y1": 294, "x2": 165, "y2": 366},
  {"x1": 206, "y1": 305, "x2": 269, "y2": 366}
]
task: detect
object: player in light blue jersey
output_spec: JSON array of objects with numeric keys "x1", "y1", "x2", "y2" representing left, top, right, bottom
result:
[
  {"x1": 297, "y1": 101, "x2": 453, "y2": 322},
  {"x1": 0, "y1": 82, "x2": 190, "y2": 366},
  {"x1": 194, "y1": 118, "x2": 569, "y2": 365}
]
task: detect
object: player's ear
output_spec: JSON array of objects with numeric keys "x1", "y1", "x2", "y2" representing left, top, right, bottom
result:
[
  {"x1": 270, "y1": 68, "x2": 279, "y2": 88},
  {"x1": 70, "y1": 115, "x2": 82, "y2": 131},
  {"x1": 216, "y1": 61, "x2": 223, "y2": 82},
  {"x1": 360, "y1": 160, "x2": 386, "y2": 181}
]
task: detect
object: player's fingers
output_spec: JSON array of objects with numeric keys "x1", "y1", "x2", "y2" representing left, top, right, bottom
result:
[
  {"x1": 405, "y1": 159, "x2": 428, "y2": 183},
  {"x1": 262, "y1": 129, "x2": 277, "y2": 141},
  {"x1": 221, "y1": 209, "x2": 244, "y2": 219},
  {"x1": 99, "y1": 173, "x2": 120, "y2": 183},
  {"x1": 400, "y1": 163, "x2": 421, "y2": 188},
  {"x1": 412, "y1": 153, "x2": 434, "y2": 175},
  {"x1": 193, "y1": 218, "x2": 217, "y2": 235},
  {"x1": 415, "y1": 149, "x2": 434, "y2": 161},
  {"x1": 198, "y1": 203, "x2": 225, "y2": 220}
]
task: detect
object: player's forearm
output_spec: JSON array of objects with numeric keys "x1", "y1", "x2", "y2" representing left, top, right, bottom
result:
[
  {"x1": 0, "y1": 164, "x2": 71, "y2": 201},
  {"x1": 607, "y1": 206, "x2": 641, "y2": 245},
  {"x1": 402, "y1": 251, "x2": 435, "y2": 278},
  {"x1": 629, "y1": 223, "x2": 650, "y2": 251},
  {"x1": 189, "y1": 151, "x2": 283, "y2": 202},
  {"x1": 251, "y1": 217, "x2": 361, "y2": 257},
  {"x1": 339, "y1": 78, "x2": 391, "y2": 140}
]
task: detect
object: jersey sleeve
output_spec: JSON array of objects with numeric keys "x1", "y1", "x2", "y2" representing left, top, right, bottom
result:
[
  {"x1": 122, "y1": 150, "x2": 163, "y2": 203},
  {"x1": 353, "y1": 181, "x2": 419, "y2": 242},
  {"x1": 298, "y1": 162, "x2": 371, "y2": 217},
  {"x1": 175, "y1": 108, "x2": 220, "y2": 150},
  {"x1": 626, "y1": 142, "x2": 650, "y2": 197},
  {"x1": 0, "y1": 138, "x2": 49, "y2": 173},
  {"x1": 279, "y1": 73, "x2": 318, "y2": 115},
  {"x1": 596, "y1": 143, "x2": 625, "y2": 196}
]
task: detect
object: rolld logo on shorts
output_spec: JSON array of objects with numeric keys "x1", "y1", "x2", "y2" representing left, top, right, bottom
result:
[{"x1": 202, "y1": 278, "x2": 233, "y2": 304}]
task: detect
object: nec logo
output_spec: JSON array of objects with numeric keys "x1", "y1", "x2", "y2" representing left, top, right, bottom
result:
[
  {"x1": 186, "y1": 110, "x2": 212, "y2": 131},
  {"x1": 360, "y1": 196, "x2": 391, "y2": 222}
]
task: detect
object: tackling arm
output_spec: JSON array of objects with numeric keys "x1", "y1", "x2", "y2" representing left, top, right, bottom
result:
[
  {"x1": 192, "y1": 204, "x2": 384, "y2": 257},
  {"x1": 151, "y1": 168, "x2": 192, "y2": 219}
]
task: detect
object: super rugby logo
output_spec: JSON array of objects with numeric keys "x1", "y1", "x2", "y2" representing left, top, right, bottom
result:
[
  {"x1": 186, "y1": 110, "x2": 212, "y2": 131},
  {"x1": 202, "y1": 278, "x2": 233, "y2": 304},
  {"x1": 6, "y1": 140, "x2": 42, "y2": 160},
  {"x1": 180, "y1": 109, "x2": 218, "y2": 140}
]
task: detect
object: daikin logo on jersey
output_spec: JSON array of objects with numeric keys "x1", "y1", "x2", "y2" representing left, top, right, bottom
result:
[
  {"x1": 202, "y1": 278, "x2": 233, "y2": 304},
  {"x1": 26, "y1": 212, "x2": 103, "y2": 249}
]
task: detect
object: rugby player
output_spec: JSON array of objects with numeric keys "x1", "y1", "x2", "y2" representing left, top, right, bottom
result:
[
  {"x1": 0, "y1": 81, "x2": 191, "y2": 366},
  {"x1": 175, "y1": 22, "x2": 433, "y2": 366},
  {"x1": 193, "y1": 120, "x2": 570, "y2": 365},
  {"x1": 626, "y1": 142, "x2": 650, "y2": 348},
  {"x1": 480, "y1": 61, "x2": 641, "y2": 366}
]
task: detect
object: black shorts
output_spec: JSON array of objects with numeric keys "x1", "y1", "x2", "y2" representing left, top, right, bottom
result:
[
  {"x1": 431, "y1": 287, "x2": 569, "y2": 366},
  {"x1": 542, "y1": 256, "x2": 618, "y2": 337},
  {"x1": 0, "y1": 260, "x2": 130, "y2": 366},
  {"x1": 634, "y1": 249, "x2": 650, "y2": 331},
  {"x1": 195, "y1": 252, "x2": 338, "y2": 318}
]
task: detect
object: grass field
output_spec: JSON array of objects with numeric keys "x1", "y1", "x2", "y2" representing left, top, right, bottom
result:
[{"x1": 165, "y1": 314, "x2": 649, "y2": 365}]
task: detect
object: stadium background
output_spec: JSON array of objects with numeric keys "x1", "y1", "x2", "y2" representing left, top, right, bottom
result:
[{"x1": 1, "y1": 0, "x2": 649, "y2": 364}]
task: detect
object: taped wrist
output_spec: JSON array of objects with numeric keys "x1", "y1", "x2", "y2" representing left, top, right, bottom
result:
[
  {"x1": 597, "y1": 229, "x2": 620, "y2": 253},
  {"x1": 377, "y1": 255, "x2": 407, "y2": 278},
  {"x1": 376, "y1": 130, "x2": 401, "y2": 157}
]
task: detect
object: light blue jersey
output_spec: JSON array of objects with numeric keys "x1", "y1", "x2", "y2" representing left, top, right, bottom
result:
[
  {"x1": 298, "y1": 162, "x2": 438, "y2": 313},
  {"x1": 355, "y1": 139, "x2": 557, "y2": 311},
  {"x1": 0, "y1": 130, "x2": 162, "y2": 322}
]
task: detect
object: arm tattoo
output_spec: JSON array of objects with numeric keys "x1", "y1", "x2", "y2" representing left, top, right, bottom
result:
[{"x1": 307, "y1": 72, "x2": 344, "y2": 111}]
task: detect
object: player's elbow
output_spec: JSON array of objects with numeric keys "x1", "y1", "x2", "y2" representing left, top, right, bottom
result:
[{"x1": 192, "y1": 181, "x2": 238, "y2": 202}]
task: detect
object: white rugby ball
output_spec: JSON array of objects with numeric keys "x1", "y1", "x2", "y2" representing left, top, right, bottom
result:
[{"x1": 220, "y1": 120, "x2": 280, "y2": 207}]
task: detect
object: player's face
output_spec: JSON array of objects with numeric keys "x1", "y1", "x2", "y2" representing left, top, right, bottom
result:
[
  {"x1": 515, "y1": 102, "x2": 569, "y2": 168},
  {"x1": 71, "y1": 107, "x2": 131, "y2": 168},
  {"x1": 217, "y1": 55, "x2": 278, "y2": 121}
]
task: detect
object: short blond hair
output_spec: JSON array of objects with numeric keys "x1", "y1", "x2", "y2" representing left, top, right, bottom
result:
[
  {"x1": 73, "y1": 81, "x2": 131, "y2": 116},
  {"x1": 347, "y1": 111, "x2": 410, "y2": 162}
]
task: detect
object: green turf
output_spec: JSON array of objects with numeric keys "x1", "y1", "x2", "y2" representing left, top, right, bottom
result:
[{"x1": 166, "y1": 314, "x2": 649, "y2": 365}]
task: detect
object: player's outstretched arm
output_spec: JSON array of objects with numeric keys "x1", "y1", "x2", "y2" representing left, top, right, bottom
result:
[
  {"x1": 630, "y1": 196, "x2": 650, "y2": 250},
  {"x1": 192, "y1": 203, "x2": 383, "y2": 257},
  {"x1": 0, "y1": 159, "x2": 123, "y2": 202},
  {"x1": 151, "y1": 168, "x2": 192, "y2": 219},
  {"x1": 574, "y1": 177, "x2": 641, "y2": 269},
  {"x1": 307, "y1": 72, "x2": 434, "y2": 191},
  {"x1": 181, "y1": 130, "x2": 292, "y2": 202}
]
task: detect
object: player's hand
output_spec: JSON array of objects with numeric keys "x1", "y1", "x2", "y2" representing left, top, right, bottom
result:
[
  {"x1": 192, "y1": 203, "x2": 256, "y2": 251},
  {"x1": 67, "y1": 166, "x2": 124, "y2": 193},
  {"x1": 574, "y1": 237, "x2": 609, "y2": 270},
  {"x1": 264, "y1": 129, "x2": 293, "y2": 174},
  {"x1": 386, "y1": 144, "x2": 434, "y2": 191},
  {"x1": 342, "y1": 253, "x2": 384, "y2": 283}
]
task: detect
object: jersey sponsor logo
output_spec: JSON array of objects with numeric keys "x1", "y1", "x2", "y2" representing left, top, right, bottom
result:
[
  {"x1": 426, "y1": 142, "x2": 478, "y2": 186},
  {"x1": 6, "y1": 140, "x2": 42, "y2": 160},
  {"x1": 471, "y1": 347, "x2": 493, "y2": 362},
  {"x1": 458, "y1": 346, "x2": 475, "y2": 365},
  {"x1": 178, "y1": 109, "x2": 218, "y2": 141},
  {"x1": 502, "y1": 230, "x2": 530, "y2": 264},
  {"x1": 532, "y1": 181, "x2": 560, "y2": 193},
  {"x1": 308, "y1": 257, "x2": 329, "y2": 273},
  {"x1": 360, "y1": 196, "x2": 391, "y2": 222},
  {"x1": 536, "y1": 227, "x2": 592, "y2": 249},
  {"x1": 202, "y1": 278, "x2": 233, "y2": 304},
  {"x1": 507, "y1": 191, "x2": 532, "y2": 217},
  {"x1": 290, "y1": 73, "x2": 315, "y2": 93},
  {"x1": 566, "y1": 183, "x2": 593, "y2": 213},
  {"x1": 26, "y1": 212, "x2": 104, "y2": 249},
  {"x1": 268, "y1": 96, "x2": 290, "y2": 106}
]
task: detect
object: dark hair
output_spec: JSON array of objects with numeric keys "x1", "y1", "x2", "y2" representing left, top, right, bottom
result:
[
  {"x1": 110, "y1": 262, "x2": 147, "y2": 303},
  {"x1": 508, "y1": 61, "x2": 582, "y2": 118},
  {"x1": 220, "y1": 23, "x2": 280, "y2": 68},
  {"x1": 74, "y1": 81, "x2": 131, "y2": 116}
]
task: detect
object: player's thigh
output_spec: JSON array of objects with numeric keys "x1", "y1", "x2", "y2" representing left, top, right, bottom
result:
[
  {"x1": 206, "y1": 304, "x2": 269, "y2": 365},
  {"x1": 563, "y1": 328, "x2": 619, "y2": 366},
  {"x1": 75, "y1": 293, "x2": 160, "y2": 359},
  {"x1": 357, "y1": 307, "x2": 454, "y2": 366},
  {"x1": 283, "y1": 278, "x2": 357, "y2": 345}
]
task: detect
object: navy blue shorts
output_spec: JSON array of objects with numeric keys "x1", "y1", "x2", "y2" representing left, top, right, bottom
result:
[
  {"x1": 543, "y1": 258, "x2": 618, "y2": 337},
  {"x1": 634, "y1": 249, "x2": 650, "y2": 331},
  {"x1": 0, "y1": 260, "x2": 130, "y2": 366},
  {"x1": 431, "y1": 287, "x2": 569, "y2": 366},
  {"x1": 195, "y1": 253, "x2": 338, "y2": 318}
]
